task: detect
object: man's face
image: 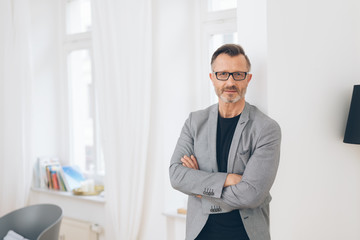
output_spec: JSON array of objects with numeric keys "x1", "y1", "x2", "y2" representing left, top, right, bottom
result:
[{"x1": 210, "y1": 53, "x2": 252, "y2": 104}]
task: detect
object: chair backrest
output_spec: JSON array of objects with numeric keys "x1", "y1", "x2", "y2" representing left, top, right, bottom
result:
[{"x1": 0, "y1": 204, "x2": 63, "y2": 240}]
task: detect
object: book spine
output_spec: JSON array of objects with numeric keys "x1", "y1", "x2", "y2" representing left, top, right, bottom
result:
[
  {"x1": 51, "y1": 171, "x2": 60, "y2": 190},
  {"x1": 59, "y1": 168, "x2": 70, "y2": 191},
  {"x1": 58, "y1": 171, "x2": 67, "y2": 191},
  {"x1": 46, "y1": 166, "x2": 52, "y2": 189}
]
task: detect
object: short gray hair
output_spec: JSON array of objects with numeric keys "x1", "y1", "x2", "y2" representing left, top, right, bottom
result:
[{"x1": 211, "y1": 44, "x2": 251, "y2": 71}]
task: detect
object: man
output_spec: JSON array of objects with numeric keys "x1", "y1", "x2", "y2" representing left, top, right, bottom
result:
[{"x1": 169, "y1": 44, "x2": 281, "y2": 240}]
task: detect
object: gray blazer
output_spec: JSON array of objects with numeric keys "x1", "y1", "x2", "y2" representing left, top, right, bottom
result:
[{"x1": 169, "y1": 102, "x2": 281, "y2": 240}]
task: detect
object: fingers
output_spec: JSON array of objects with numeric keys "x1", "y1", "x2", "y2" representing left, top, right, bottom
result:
[
  {"x1": 224, "y1": 173, "x2": 242, "y2": 187},
  {"x1": 190, "y1": 155, "x2": 199, "y2": 170},
  {"x1": 181, "y1": 155, "x2": 196, "y2": 169},
  {"x1": 181, "y1": 155, "x2": 199, "y2": 170}
]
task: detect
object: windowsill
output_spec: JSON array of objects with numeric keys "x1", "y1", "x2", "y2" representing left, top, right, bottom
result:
[{"x1": 31, "y1": 187, "x2": 105, "y2": 203}]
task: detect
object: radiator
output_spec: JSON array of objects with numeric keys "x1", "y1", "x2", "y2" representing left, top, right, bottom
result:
[{"x1": 59, "y1": 217, "x2": 103, "y2": 240}]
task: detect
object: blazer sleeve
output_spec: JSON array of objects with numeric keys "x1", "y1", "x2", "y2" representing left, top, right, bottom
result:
[
  {"x1": 204, "y1": 120, "x2": 281, "y2": 210},
  {"x1": 169, "y1": 113, "x2": 228, "y2": 198}
]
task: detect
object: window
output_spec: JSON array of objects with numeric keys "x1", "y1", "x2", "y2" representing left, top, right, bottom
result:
[
  {"x1": 200, "y1": 0, "x2": 238, "y2": 105},
  {"x1": 65, "y1": 0, "x2": 91, "y2": 34},
  {"x1": 62, "y1": 0, "x2": 104, "y2": 177}
]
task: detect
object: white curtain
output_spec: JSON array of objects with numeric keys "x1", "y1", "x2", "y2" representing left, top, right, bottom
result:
[
  {"x1": 91, "y1": 0, "x2": 152, "y2": 239},
  {"x1": 0, "y1": 0, "x2": 33, "y2": 215}
]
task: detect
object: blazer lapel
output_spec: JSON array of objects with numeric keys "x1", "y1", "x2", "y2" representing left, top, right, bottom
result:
[
  {"x1": 208, "y1": 104, "x2": 219, "y2": 172},
  {"x1": 227, "y1": 102, "x2": 250, "y2": 172}
]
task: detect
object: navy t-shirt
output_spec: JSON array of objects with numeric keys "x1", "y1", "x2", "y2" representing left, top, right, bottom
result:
[{"x1": 195, "y1": 113, "x2": 249, "y2": 240}]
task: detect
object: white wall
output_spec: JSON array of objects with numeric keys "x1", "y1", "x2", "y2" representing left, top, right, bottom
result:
[
  {"x1": 268, "y1": 0, "x2": 360, "y2": 239},
  {"x1": 237, "y1": 0, "x2": 268, "y2": 113}
]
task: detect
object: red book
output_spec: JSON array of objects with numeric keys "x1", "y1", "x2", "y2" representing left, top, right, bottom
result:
[{"x1": 52, "y1": 172, "x2": 60, "y2": 190}]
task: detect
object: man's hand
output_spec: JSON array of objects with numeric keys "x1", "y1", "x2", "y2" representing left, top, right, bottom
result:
[
  {"x1": 224, "y1": 173, "x2": 242, "y2": 187},
  {"x1": 181, "y1": 155, "x2": 199, "y2": 170},
  {"x1": 180, "y1": 155, "x2": 242, "y2": 196},
  {"x1": 181, "y1": 155, "x2": 202, "y2": 198}
]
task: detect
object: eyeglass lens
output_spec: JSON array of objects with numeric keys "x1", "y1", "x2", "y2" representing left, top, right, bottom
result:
[{"x1": 216, "y1": 72, "x2": 247, "y2": 81}]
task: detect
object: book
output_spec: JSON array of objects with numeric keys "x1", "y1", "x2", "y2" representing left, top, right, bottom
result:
[
  {"x1": 62, "y1": 165, "x2": 86, "y2": 190},
  {"x1": 34, "y1": 157, "x2": 90, "y2": 192},
  {"x1": 51, "y1": 170, "x2": 60, "y2": 190},
  {"x1": 37, "y1": 157, "x2": 59, "y2": 189},
  {"x1": 35, "y1": 157, "x2": 69, "y2": 191}
]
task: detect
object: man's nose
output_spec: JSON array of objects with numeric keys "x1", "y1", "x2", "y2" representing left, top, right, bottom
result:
[{"x1": 225, "y1": 75, "x2": 237, "y2": 85}]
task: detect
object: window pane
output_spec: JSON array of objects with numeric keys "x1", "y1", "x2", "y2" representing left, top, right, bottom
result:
[
  {"x1": 208, "y1": 0, "x2": 237, "y2": 11},
  {"x1": 67, "y1": 49, "x2": 95, "y2": 173},
  {"x1": 66, "y1": 0, "x2": 92, "y2": 34},
  {"x1": 209, "y1": 32, "x2": 238, "y2": 104},
  {"x1": 209, "y1": 32, "x2": 238, "y2": 57}
]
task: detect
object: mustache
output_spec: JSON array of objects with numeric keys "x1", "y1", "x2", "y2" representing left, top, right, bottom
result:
[{"x1": 222, "y1": 86, "x2": 239, "y2": 92}]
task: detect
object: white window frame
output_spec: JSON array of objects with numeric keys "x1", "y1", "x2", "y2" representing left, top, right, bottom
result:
[
  {"x1": 199, "y1": 0, "x2": 238, "y2": 105},
  {"x1": 59, "y1": 0, "x2": 103, "y2": 179}
]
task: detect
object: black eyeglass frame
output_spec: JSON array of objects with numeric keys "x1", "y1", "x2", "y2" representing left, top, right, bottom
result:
[{"x1": 213, "y1": 71, "x2": 249, "y2": 81}]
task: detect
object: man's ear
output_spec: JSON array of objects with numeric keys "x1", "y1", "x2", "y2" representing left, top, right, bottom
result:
[
  {"x1": 209, "y1": 72, "x2": 215, "y2": 84},
  {"x1": 247, "y1": 73, "x2": 252, "y2": 83}
]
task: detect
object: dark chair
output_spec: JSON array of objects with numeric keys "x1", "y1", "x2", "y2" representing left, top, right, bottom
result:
[{"x1": 0, "y1": 204, "x2": 63, "y2": 240}]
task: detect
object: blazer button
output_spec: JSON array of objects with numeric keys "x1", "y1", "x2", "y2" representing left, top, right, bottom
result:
[
  {"x1": 210, "y1": 206, "x2": 221, "y2": 213},
  {"x1": 203, "y1": 188, "x2": 214, "y2": 196}
]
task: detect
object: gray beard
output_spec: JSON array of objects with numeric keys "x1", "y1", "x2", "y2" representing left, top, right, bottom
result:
[
  {"x1": 220, "y1": 94, "x2": 241, "y2": 103},
  {"x1": 217, "y1": 87, "x2": 247, "y2": 103}
]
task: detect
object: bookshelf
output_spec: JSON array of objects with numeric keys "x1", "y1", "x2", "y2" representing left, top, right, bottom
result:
[{"x1": 31, "y1": 187, "x2": 105, "y2": 203}]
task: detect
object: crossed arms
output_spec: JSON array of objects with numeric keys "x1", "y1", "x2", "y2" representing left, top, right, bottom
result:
[
  {"x1": 181, "y1": 155, "x2": 242, "y2": 189},
  {"x1": 169, "y1": 112, "x2": 281, "y2": 211}
]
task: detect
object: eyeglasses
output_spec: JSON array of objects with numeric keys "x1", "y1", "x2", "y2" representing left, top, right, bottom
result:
[{"x1": 213, "y1": 71, "x2": 249, "y2": 81}]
